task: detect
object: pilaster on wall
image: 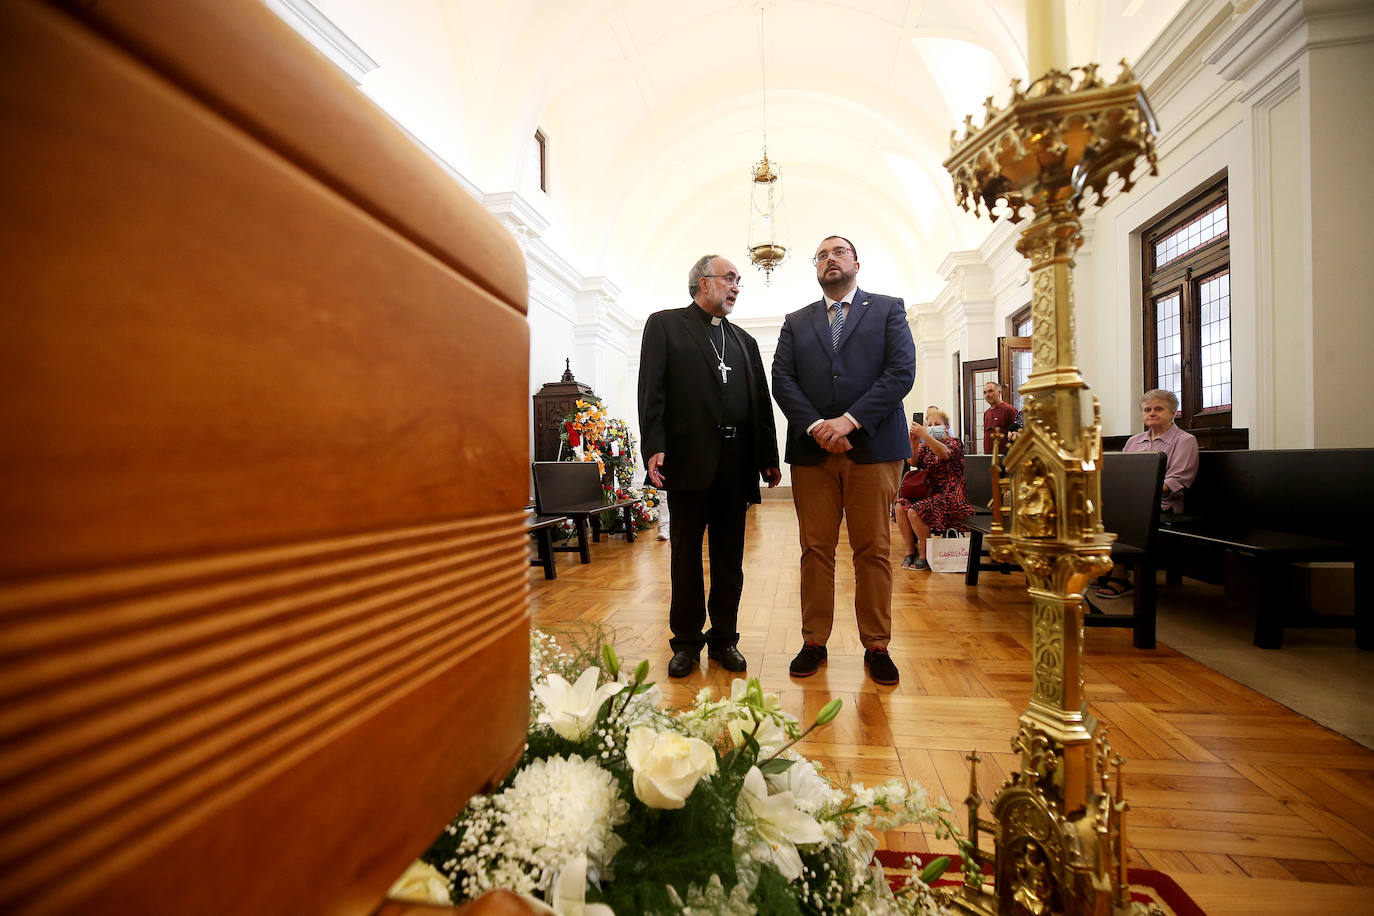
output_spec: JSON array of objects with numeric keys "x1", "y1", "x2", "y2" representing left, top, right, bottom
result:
[
  {"x1": 936, "y1": 250, "x2": 998, "y2": 358},
  {"x1": 574, "y1": 277, "x2": 635, "y2": 403},
  {"x1": 1205, "y1": 0, "x2": 1374, "y2": 447},
  {"x1": 484, "y1": 189, "x2": 639, "y2": 452}
]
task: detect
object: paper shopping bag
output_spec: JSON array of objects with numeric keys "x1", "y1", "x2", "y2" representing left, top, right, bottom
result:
[{"x1": 925, "y1": 532, "x2": 971, "y2": 573}]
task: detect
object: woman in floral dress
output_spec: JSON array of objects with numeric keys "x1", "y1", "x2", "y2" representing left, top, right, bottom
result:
[{"x1": 895, "y1": 407, "x2": 974, "y2": 570}]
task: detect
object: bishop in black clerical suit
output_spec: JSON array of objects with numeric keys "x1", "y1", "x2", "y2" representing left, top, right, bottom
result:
[{"x1": 638, "y1": 254, "x2": 781, "y2": 678}]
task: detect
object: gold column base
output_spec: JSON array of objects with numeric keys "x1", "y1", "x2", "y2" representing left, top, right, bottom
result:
[{"x1": 939, "y1": 62, "x2": 1159, "y2": 916}]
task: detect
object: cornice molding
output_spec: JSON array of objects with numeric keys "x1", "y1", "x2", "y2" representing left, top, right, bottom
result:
[
  {"x1": 1207, "y1": 0, "x2": 1374, "y2": 98},
  {"x1": 263, "y1": 0, "x2": 378, "y2": 85},
  {"x1": 1135, "y1": 0, "x2": 1236, "y2": 102},
  {"x1": 484, "y1": 191, "x2": 551, "y2": 241}
]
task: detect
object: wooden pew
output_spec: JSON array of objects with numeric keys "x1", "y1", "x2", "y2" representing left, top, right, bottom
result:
[
  {"x1": 1082, "y1": 452, "x2": 1166, "y2": 649},
  {"x1": 964, "y1": 453, "x2": 1166, "y2": 652},
  {"x1": 0, "y1": 1, "x2": 535, "y2": 912},
  {"x1": 1156, "y1": 449, "x2": 1373, "y2": 649},
  {"x1": 528, "y1": 511, "x2": 570, "y2": 579},
  {"x1": 531, "y1": 462, "x2": 640, "y2": 563}
]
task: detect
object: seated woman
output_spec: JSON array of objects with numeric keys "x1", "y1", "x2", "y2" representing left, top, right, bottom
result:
[
  {"x1": 895, "y1": 407, "x2": 974, "y2": 570},
  {"x1": 1093, "y1": 388, "x2": 1199, "y2": 598}
]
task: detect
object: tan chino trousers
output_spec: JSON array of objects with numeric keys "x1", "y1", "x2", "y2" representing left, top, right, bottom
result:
[{"x1": 790, "y1": 454, "x2": 903, "y2": 650}]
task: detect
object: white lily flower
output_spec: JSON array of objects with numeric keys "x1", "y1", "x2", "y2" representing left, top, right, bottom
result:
[
  {"x1": 735, "y1": 766, "x2": 825, "y2": 881},
  {"x1": 726, "y1": 713, "x2": 789, "y2": 756},
  {"x1": 544, "y1": 853, "x2": 615, "y2": 916},
  {"x1": 533, "y1": 668, "x2": 622, "y2": 741}
]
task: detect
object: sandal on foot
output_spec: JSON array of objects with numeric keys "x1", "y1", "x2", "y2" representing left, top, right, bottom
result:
[
  {"x1": 1093, "y1": 576, "x2": 1133, "y2": 599},
  {"x1": 905, "y1": 557, "x2": 930, "y2": 571},
  {"x1": 901, "y1": 554, "x2": 918, "y2": 569}
]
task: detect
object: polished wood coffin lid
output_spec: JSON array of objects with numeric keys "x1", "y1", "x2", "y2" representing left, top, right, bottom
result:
[{"x1": 0, "y1": 0, "x2": 532, "y2": 912}]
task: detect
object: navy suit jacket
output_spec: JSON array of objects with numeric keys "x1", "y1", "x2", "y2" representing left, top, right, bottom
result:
[
  {"x1": 771, "y1": 288, "x2": 915, "y2": 466},
  {"x1": 638, "y1": 305, "x2": 779, "y2": 497}
]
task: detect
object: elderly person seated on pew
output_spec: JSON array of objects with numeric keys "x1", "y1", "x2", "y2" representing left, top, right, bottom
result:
[
  {"x1": 1093, "y1": 388, "x2": 1199, "y2": 599},
  {"x1": 895, "y1": 407, "x2": 974, "y2": 571}
]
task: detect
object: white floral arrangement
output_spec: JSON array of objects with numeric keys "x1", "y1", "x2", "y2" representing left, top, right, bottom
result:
[{"x1": 391, "y1": 630, "x2": 970, "y2": 915}]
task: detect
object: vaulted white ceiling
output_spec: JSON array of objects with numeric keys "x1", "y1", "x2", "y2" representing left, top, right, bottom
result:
[{"x1": 316, "y1": 0, "x2": 1187, "y2": 317}]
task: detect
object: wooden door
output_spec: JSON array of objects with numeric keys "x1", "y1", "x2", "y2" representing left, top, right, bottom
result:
[
  {"x1": 999, "y1": 335, "x2": 1032, "y2": 414},
  {"x1": 961, "y1": 358, "x2": 998, "y2": 454}
]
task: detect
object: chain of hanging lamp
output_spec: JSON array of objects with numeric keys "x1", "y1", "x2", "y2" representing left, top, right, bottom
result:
[{"x1": 747, "y1": 3, "x2": 786, "y2": 283}]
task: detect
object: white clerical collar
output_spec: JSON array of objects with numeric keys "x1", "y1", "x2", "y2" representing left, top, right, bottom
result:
[{"x1": 710, "y1": 316, "x2": 722, "y2": 326}]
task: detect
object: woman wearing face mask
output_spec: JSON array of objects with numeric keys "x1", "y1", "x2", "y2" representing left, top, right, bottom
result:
[{"x1": 895, "y1": 407, "x2": 974, "y2": 570}]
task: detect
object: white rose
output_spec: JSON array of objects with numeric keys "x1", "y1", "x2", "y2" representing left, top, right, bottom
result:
[{"x1": 624, "y1": 726, "x2": 718, "y2": 809}]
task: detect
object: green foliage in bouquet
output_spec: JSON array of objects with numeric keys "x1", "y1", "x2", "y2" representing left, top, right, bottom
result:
[{"x1": 405, "y1": 630, "x2": 972, "y2": 915}]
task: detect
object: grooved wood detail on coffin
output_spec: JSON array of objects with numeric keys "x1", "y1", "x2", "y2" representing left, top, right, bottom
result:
[
  {"x1": 1, "y1": 1, "x2": 535, "y2": 913},
  {"x1": 0, "y1": 514, "x2": 532, "y2": 915},
  {"x1": 0, "y1": 0, "x2": 529, "y2": 578}
]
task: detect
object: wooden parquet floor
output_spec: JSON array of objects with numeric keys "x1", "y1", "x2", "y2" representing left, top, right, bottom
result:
[{"x1": 530, "y1": 502, "x2": 1374, "y2": 915}]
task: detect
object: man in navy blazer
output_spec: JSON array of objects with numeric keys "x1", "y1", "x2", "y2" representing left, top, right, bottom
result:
[
  {"x1": 639, "y1": 254, "x2": 781, "y2": 678},
  {"x1": 771, "y1": 236, "x2": 915, "y2": 685}
]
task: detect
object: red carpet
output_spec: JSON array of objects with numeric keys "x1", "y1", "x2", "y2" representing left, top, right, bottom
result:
[{"x1": 874, "y1": 850, "x2": 1206, "y2": 915}]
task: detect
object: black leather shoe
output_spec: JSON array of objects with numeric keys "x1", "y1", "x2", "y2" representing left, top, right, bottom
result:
[
  {"x1": 668, "y1": 649, "x2": 699, "y2": 678},
  {"x1": 789, "y1": 642, "x2": 827, "y2": 677},
  {"x1": 707, "y1": 644, "x2": 747, "y2": 672},
  {"x1": 864, "y1": 648, "x2": 900, "y2": 685}
]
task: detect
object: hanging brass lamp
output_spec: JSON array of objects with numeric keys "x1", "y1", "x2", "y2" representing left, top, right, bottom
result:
[{"x1": 746, "y1": 6, "x2": 787, "y2": 283}]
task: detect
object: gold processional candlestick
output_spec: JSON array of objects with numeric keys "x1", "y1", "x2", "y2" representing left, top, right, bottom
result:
[{"x1": 941, "y1": 62, "x2": 1158, "y2": 915}]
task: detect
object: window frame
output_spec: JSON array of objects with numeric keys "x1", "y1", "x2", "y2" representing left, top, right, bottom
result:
[
  {"x1": 1140, "y1": 180, "x2": 1232, "y2": 430},
  {"x1": 1010, "y1": 304, "x2": 1033, "y2": 338},
  {"x1": 533, "y1": 129, "x2": 549, "y2": 194}
]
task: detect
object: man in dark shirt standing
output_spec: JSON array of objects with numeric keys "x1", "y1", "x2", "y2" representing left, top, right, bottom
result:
[
  {"x1": 638, "y1": 254, "x2": 781, "y2": 678},
  {"x1": 982, "y1": 381, "x2": 1019, "y2": 453}
]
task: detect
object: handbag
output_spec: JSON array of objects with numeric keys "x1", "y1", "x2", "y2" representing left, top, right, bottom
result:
[
  {"x1": 900, "y1": 467, "x2": 930, "y2": 502},
  {"x1": 925, "y1": 529, "x2": 970, "y2": 573}
]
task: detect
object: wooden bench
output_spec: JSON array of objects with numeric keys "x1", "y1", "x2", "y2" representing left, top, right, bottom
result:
[
  {"x1": 1082, "y1": 451, "x2": 1166, "y2": 649},
  {"x1": 1156, "y1": 448, "x2": 1373, "y2": 649},
  {"x1": 531, "y1": 462, "x2": 639, "y2": 565},
  {"x1": 962, "y1": 454, "x2": 1020, "y2": 585},
  {"x1": 528, "y1": 511, "x2": 569, "y2": 579},
  {"x1": 965, "y1": 453, "x2": 1165, "y2": 652}
]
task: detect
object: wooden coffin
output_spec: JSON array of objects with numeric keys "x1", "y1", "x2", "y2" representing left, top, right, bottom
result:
[{"x1": 0, "y1": 0, "x2": 531, "y2": 912}]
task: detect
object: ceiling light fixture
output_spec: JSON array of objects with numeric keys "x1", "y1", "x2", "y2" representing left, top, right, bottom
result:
[{"x1": 747, "y1": 4, "x2": 787, "y2": 284}]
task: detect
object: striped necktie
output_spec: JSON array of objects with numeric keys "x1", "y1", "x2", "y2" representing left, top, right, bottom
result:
[{"x1": 830, "y1": 303, "x2": 845, "y2": 350}]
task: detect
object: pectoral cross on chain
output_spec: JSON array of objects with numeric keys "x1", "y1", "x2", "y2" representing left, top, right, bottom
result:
[{"x1": 708, "y1": 321, "x2": 732, "y2": 385}]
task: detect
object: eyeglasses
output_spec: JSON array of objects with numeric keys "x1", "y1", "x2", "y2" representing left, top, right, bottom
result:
[
  {"x1": 703, "y1": 274, "x2": 743, "y2": 287},
  {"x1": 812, "y1": 247, "x2": 853, "y2": 265}
]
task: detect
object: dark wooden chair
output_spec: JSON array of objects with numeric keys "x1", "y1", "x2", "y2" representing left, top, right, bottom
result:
[
  {"x1": 531, "y1": 462, "x2": 638, "y2": 565},
  {"x1": 1083, "y1": 451, "x2": 1166, "y2": 649}
]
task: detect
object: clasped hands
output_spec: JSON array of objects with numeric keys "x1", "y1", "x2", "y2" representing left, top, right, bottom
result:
[{"x1": 812, "y1": 416, "x2": 855, "y2": 454}]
